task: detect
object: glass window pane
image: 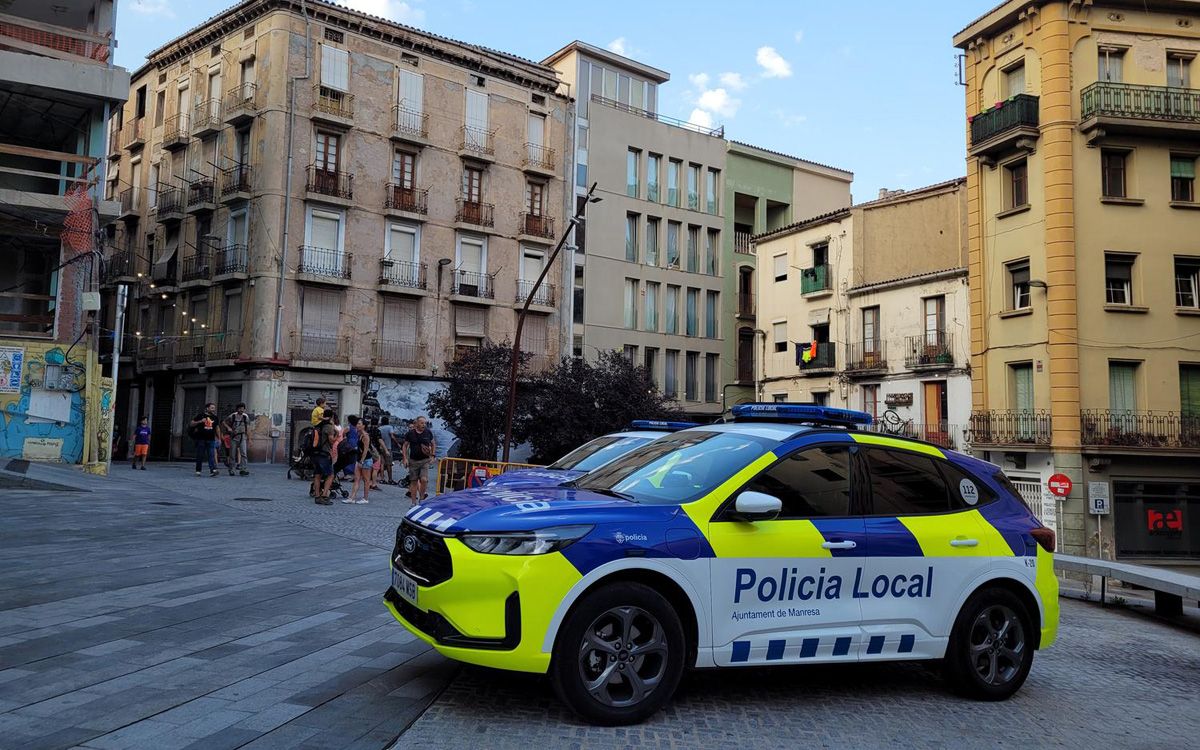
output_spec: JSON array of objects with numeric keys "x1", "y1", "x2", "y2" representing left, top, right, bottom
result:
[
  {"x1": 743, "y1": 447, "x2": 852, "y2": 519},
  {"x1": 868, "y1": 449, "x2": 950, "y2": 515}
]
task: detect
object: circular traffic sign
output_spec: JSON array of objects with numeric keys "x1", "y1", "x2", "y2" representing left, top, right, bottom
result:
[{"x1": 1047, "y1": 473, "x2": 1073, "y2": 498}]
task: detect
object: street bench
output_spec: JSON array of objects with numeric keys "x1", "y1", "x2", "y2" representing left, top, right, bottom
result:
[{"x1": 1055, "y1": 554, "x2": 1200, "y2": 616}]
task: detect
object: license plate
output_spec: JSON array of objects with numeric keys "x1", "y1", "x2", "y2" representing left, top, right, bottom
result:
[{"x1": 392, "y1": 568, "x2": 419, "y2": 606}]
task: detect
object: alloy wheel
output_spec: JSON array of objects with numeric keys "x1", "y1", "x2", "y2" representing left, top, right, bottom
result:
[
  {"x1": 968, "y1": 603, "x2": 1026, "y2": 686},
  {"x1": 577, "y1": 605, "x2": 670, "y2": 708}
]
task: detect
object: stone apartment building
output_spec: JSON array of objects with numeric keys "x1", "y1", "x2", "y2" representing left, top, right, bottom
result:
[
  {"x1": 956, "y1": 0, "x2": 1200, "y2": 562},
  {"x1": 102, "y1": 0, "x2": 570, "y2": 461},
  {"x1": 754, "y1": 179, "x2": 971, "y2": 450}
]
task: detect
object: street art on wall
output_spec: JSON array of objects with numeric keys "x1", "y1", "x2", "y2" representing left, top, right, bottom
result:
[
  {"x1": 0, "y1": 346, "x2": 23, "y2": 392},
  {"x1": 368, "y1": 377, "x2": 456, "y2": 460},
  {"x1": 0, "y1": 344, "x2": 86, "y2": 463}
]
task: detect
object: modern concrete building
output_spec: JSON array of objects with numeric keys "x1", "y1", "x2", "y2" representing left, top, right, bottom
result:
[
  {"x1": 723, "y1": 141, "x2": 852, "y2": 410},
  {"x1": 102, "y1": 0, "x2": 571, "y2": 461},
  {"x1": 0, "y1": 0, "x2": 129, "y2": 465},
  {"x1": 955, "y1": 0, "x2": 1200, "y2": 562},
  {"x1": 754, "y1": 179, "x2": 971, "y2": 449}
]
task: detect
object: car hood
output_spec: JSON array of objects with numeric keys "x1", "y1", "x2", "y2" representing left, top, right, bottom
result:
[
  {"x1": 483, "y1": 467, "x2": 583, "y2": 489},
  {"x1": 403, "y1": 485, "x2": 661, "y2": 534}
]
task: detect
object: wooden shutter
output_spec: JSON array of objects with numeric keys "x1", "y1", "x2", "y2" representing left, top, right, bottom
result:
[
  {"x1": 527, "y1": 113, "x2": 544, "y2": 148},
  {"x1": 399, "y1": 70, "x2": 424, "y2": 113},
  {"x1": 466, "y1": 89, "x2": 488, "y2": 129},
  {"x1": 320, "y1": 45, "x2": 349, "y2": 91}
]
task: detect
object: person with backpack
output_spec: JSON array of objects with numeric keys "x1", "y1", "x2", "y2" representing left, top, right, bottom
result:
[
  {"x1": 335, "y1": 415, "x2": 360, "y2": 480},
  {"x1": 310, "y1": 409, "x2": 338, "y2": 504},
  {"x1": 223, "y1": 403, "x2": 251, "y2": 476},
  {"x1": 189, "y1": 403, "x2": 221, "y2": 477}
]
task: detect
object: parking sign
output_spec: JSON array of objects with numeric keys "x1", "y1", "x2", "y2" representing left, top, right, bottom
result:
[{"x1": 1088, "y1": 481, "x2": 1111, "y2": 515}]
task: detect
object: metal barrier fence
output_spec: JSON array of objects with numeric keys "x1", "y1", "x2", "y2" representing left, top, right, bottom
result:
[{"x1": 434, "y1": 457, "x2": 542, "y2": 496}]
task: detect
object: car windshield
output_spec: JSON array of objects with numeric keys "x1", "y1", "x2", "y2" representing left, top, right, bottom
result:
[
  {"x1": 549, "y1": 435, "x2": 656, "y2": 472},
  {"x1": 572, "y1": 430, "x2": 777, "y2": 505}
]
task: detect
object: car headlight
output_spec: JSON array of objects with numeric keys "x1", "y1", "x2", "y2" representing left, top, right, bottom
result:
[{"x1": 459, "y1": 525, "x2": 593, "y2": 555}]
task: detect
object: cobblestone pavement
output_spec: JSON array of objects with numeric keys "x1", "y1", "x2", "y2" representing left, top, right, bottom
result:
[{"x1": 0, "y1": 461, "x2": 452, "y2": 750}]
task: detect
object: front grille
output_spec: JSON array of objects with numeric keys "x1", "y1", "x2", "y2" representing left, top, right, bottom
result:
[{"x1": 394, "y1": 520, "x2": 453, "y2": 585}]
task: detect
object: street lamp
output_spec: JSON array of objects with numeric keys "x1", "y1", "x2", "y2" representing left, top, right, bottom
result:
[{"x1": 501, "y1": 182, "x2": 601, "y2": 462}]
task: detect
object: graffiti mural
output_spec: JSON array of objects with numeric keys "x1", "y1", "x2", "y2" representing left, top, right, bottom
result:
[
  {"x1": 367, "y1": 377, "x2": 457, "y2": 460},
  {"x1": 0, "y1": 343, "x2": 87, "y2": 462}
]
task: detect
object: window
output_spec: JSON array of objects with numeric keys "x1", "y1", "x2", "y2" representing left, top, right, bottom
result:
[
  {"x1": 1167, "y1": 53, "x2": 1191, "y2": 88},
  {"x1": 1180, "y1": 364, "x2": 1200, "y2": 422},
  {"x1": 573, "y1": 266, "x2": 584, "y2": 324},
  {"x1": 1109, "y1": 361, "x2": 1138, "y2": 413},
  {"x1": 686, "y1": 225, "x2": 699, "y2": 273},
  {"x1": 705, "y1": 290, "x2": 718, "y2": 338},
  {"x1": 868, "y1": 449, "x2": 950, "y2": 516},
  {"x1": 742, "y1": 446, "x2": 852, "y2": 519},
  {"x1": 523, "y1": 181, "x2": 544, "y2": 218},
  {"x1": 663, "y1": 284, "x2": 680, "y2": 334},
  {"x1": 666, "y1": 221, "x2": 680, "y2": 267},
  {"x1": 772, "y1": 393, "x2": 787, "y2": 403},
  {"x1": 627, "y1": 148, "x2": 640, "y2": 198},
  {"x1": 574, "y1": 195, "x2": 587, "y2": 252},
  {"x1": 773, "y1": 253, "x2": 787, "y2": 282},
  {"x1": 577, "y1": 60, "x2": 590, "y2": 117},
  {"x1": 644, "y1": 347, "x2": 658, "y2": 383},
  {"x1": 625, "y1": 213, "x2": 639, "y2": 262},
  {"x1": 1104, "y1": 254, "x2": 1133, "y2": 305},
  {"x1": 462, "y1": 166, "x2": 482, "y2": 203},
  {"x1": 1005, "y1": 159, "x2": 1028, "y2": 209},
  {"x1": 1176, "y1": 258, "x2": 1200, "y2": 308},
  {"x1": 135, "y1": 85, "x2": 147, "y2": 119},
  {"x1": 706, "y1": 229, "x2": 719, "y2": 275},
  {"x1": 685, "y1": 351, "x2": 698, "y2": 400},
  {"x1": 622, "y1": 344, "x2": 637, "y2": 364},
  {"x1": 148, "y1": 164, "x2": 159, "y2": 208},
  {"x1": 454, "y1": 306, "x2": 486, "y2": 348},
  {"x1": 240, "y1": 57, "x2": 256, "y2": 87},
  {"x1": 1101, "y1": 149, "x2": 1127, "y2": 198},
  {"x1": 705, "y1": 353, "x2": 717, "y2": 402},
  {"x1": 320, "y1": 44, "x2": 349, "y2": 92},
  {"x1": 315, "y1": 131, "x2": 340, "y2": 172},
  {"x1": 685, "y1": 288, "x2": 698, "y2": 336},
  {"x1": 456, "y1": 234, "x2": 486, "y2": 275},
  {"x1": 645, "y1": 281, "x2": 659, "y2": 331},
  {"x1": 300, "y1": 287, "x2": 342, "y2": 338},
  {"x1": 939, "y1": 462, "x2": 996, "y2": 511},
  {"x1": 773, "y1": 321, "x2": 787, "y2": 353},
  {"x1": 924, "y1": 296, "x2": 945, "y2": 343},
  {"x1": 305, "y1": 207, "x2": 343, "y2": 252},
  {"x1": 527, "y1": 112, "x2": 545, "y2": 153},
  {"x1": 323, "y1": 27, "x2": 344, "y2": 43},
  {"x1": 861, "y1": 307, "x2": 879, "y2": 352},
  {"x1": 1099, "y1": 46, "x2": 1124, "y2": 82},
  {"x1": 631, "y1": 79, "x2": 646, "y2": 110},
  {"x1": 154, "y1": 90, "x2": 165, "y2": 126},
  {"x1": 687, "y1": 164, "x2": 700, "y2": 210},
  {"x1": 603, "y1": 68, "x2": 617, "y2": 101},
  {"x1": 1008, "y1": 260, "x2": 1031, "y2": 310},
  {"x1": 645, "y1": 218, "x2": 660, "y2": 266},
  {"x1": 1011, "y1": 362, "x2": 1034, "y2": 412},
  {"x1": 576, "y1": 125, "x2": 588, "y2": 188},
  {"x1": 665, "y1": 350, "x2": 678, "y2": 397},
  {"x1": 0, "y1": 245, "x2": 58, "y2": 336},
  {"x1": 235, "y1": 128, "x2": 250, "y2": 168},
  {"x1": 1003, "y1": 61, "x2": 1026, "y2": 97},
  {"x1": 520, "y1": 247, "x2": 544, "y2": 282},
  {"x1": 647, "y1": 154, "x2": 661, "y2": 202},
  {"x1": 706, "y1": 168, "x2": 719, "y2": 214},
  {"x1": 667, "y1": 159, "x2": 681, "y2": 206},
  {"x1": 624, "y1": 278, "x2": 638, "y2": 329},
  {"x1": 1171, "y1": 155, "x2": 1196, "y2": 203},
  {"x1": 862, "y1": 384, "x2": 880, "y2": 419},
  {"x1": 392, "y1": 150, "x2": 416, "y2": 190},
  {"x1": 223, "y1": 287, "x2": 243, "y2": 333},
  {"x1": 380, "y1": 298, "x2": 418, "y2": 344},
  {"x1": 465, "y1": 88, "x2": 488, "y2": 131},
  {"x1": 386, "y1": 223, "x2": 419, "y2": 264},
  {"x1": 227, "y1": 207, "x2": 248, "y2": 248}
]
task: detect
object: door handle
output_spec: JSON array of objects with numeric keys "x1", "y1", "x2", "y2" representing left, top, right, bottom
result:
[
  {"x1": 950, "y1": 537, "x2": 979, "y2": 548},
  {"x1": 821, "y1": 540, "x2": 857, "y2": 550}
]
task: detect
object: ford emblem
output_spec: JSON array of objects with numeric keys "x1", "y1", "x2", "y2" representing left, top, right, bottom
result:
[{"x1": 403, "y1": 535, "x2": 418, "y2": 554}]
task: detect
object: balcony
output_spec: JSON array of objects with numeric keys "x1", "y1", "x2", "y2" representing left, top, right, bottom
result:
[
  {"x1": 968, "y1": 410, "x2": 1051, "y2": 448},
  {"x1": 1080, "y1": 82, "x2": 1200, "y2": 140},
  {"x1": 800, "y1": 264, "x2": 831, "y2": 295},
  {"x1": 214, "y1": 243, "x2": 249, "y2": 279},
  {"x1": 175, "y1": 336, "x2": 207, "y2": 367},
  {"x1": 138, "y1": 338, "x2": 176, "y2": 370},
  {"x1": 186, "y1": 178, "x2": 216, "y2": 213},
  {"x1": 968, "y1": 93, "x2": 1039, "y2": 162},
  {"x1": 149, "y1": 256, "x2": 179, "y2": 293},
  {"x1": 207, "y1": 331, "x2": 242, "y2": 363},
  {"x1": 312, "y1": 85, "x2": 353, "y2": 126},
  {"x1": 224, "y1": 83, "x2": 258, "y2": 125},
  {"x1": 192, "y1": 99, "x2": 223, "y2": 138},
  {"x1": 590, "y1": 94, "x2": 725, "y2": 138},
  {"x1": 154, "y1": 188, "x2": 184, "y2": 223},
  {"x1": 734, "y1": 231, "x2": 753, "y2": 255},
  {"x1": 108, "y1": 122, "x2": 122, "y2": 159},
  {"x1": 866, "y1": 421, "x2": 960, "y2": 450},
  {"x1": 291, "y1": 332, "x2": 350, "y2": 366},
  {"x1": 384, "y1": 184, "x2": 428, "y2": 217},
  {"x1": 451, "y1": 270, "x2": 495, "y2": 300},
  {"x1": 102, "y1": 250, "x2": 139, "y2": 285},
  {"x1": 392, "y1": 105, "x2": 428, "y2": 143},
  {"x1": 99, "y1": 333, "x2": 138, "y2": 364},
  {"x1": 162, "y1": 113, "x2": 190, "y2": 151},
  {"x1": 296, "y1": 246, "x2": 351, "y2": 285},
  {"x1": 844, "y1": 341, "x2": 888, "y2": 375},
  {"x1": 379, "y1": 259, "x2": 427, "y2": 293},
  {"x1": 460, "y1": 125, "x2": 496, "y2": 160},
  {"x1": 179, "y1": 251, "x2": 212, "y2": 286},
  {"x1": 372, "y1": 340, "x2": 426, "y2": 370},
  {"x1": 218, "y1": 164, "x2": 252, "y2": 202},
  {"x1": 118, "y1": 188, "x2": 141, "y2": 220},
  {"x1": 516, "y1": 280, "x2": 555, "y2": 309},
  {"x1": 306, "y1": 166, "x2": 353, "y2": 202},
  {"x1": 904, "y1": 332, "x2": 954, "y2": 370},
  {"x1": 523, "y1": 142, "x2": 556, "y2": 176},
  {"x1": 520, "y1": 213, "x2": 555, "y2": 242},
  {"x1": 456, "y1": 199, "x2": 494, "y2": 228},
  {"x1": 1080, "y1": 410, "x2": 1200, "y2": 454},
  {"x1": 121, "y1": 119, "x2": 145, "y2": 150},
  {"x1": 796, "y1": 341, "x2": 835, "y2": 374}
]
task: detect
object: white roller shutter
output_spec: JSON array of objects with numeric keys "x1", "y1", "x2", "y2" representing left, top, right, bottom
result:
[{"x1": 321, "y1": 45, "x2": 349, "y2": 92}]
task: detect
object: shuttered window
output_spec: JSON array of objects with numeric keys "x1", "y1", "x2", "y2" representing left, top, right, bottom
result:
[
  {"x1": 1012, "y1": 363, "x2": 1033, "y2": 412},
  {"x1": 381, "y1": 299, "x2": 418, "y2": 342},
  {"x1": 398, "y1": 69, "x2": 423, "y2": 113},
  {"x1": 308, "y1": 210, "x2": 340, "y2": 251},
  {"x1": 466, "y1": 89, "x2": 488, "y2": 129},
  {"x1": 457, "y1": 235, "x2": 484, "y2": 274},
  {"x1": 387, "y1": 223, "x2": 418, "y2": 263},
  {"x1": 773, "y1": 254, "x2": 787, "y2": 282},
  {"x1": 320, "y1": 45, "x2": 349, "y2": 91},
  {"x1": 301, "y1": 288, "x2": 340, "y2": 336},
  {"x1": 454, "y1": 306, "x2": 486, "y2": 337},
  {"x1": 1181, "y1": 365, "x2": 1200, "y2": 418}
]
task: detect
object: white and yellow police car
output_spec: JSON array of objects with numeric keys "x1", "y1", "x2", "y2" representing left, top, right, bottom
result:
[{"x1": 384, "y1": 404, "x2": 1059, "y2": 725}]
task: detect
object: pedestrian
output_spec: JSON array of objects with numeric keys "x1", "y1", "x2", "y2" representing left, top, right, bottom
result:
[
  {"x1": 347, "y1": 418, "x2": 374, "y2": 504},
  {"x1": 310, "y1": 396, "x2": 326, "y2": 426},
  {"x1": 189, "y1": 402, "x2": 221, "y2": 477},
  {"x1": 223, "y1": 403, "x2": 251, "y2": 476},
  {"x1": 367, "y1": 418, "x2": 385, "y2": 491},
  {"x1": 377, "y1": 416, "x2": 397, "y2": 485},
  {"x1": 131, "y1": 416, "x2": 151, "y2": 470},
  {"x1": 311, "y1": 409, "x2": 339, "y2": 504},
  {"x1": 402, "y1": 415, "x2": 436, "y2": 503},
  {"x1": 336, "y1": 415, "x2": 360, "y2": 480}
]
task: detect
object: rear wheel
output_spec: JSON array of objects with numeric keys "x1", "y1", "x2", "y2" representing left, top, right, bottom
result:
[
  {"x1": 550, "y1": 583, "x2": 685, "y2": 725},
  {"x1": 944, "y1": 587, "x2": 1034, "y2": 700}
]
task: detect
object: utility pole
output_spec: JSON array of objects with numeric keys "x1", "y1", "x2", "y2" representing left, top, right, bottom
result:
[{"x1": 104, "y1": 283, "x2": 128, "y2": 475}]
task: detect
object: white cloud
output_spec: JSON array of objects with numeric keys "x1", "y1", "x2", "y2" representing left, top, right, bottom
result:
[
  {"x1": 756, "y1": 46, "x2": 793, "y2": 78},
  {"x1": 698, "y1": 88, "x2": 739, "y2": 117},
  {"x1": 129, "y1": 0, "x2": 174, "y2": 18},
  {"x1": 340, "y1": 0, "x2": 426, "y2": 25},
  {"x1": 688, "y1": 73, "x2": 710, "y2": 90},
  {"x1": 794, "y1": 30, "x2": 804, "y2": 44},
  {"x1": 719, "y1": 72, "x2": 747, "y2": 91},
  {"x1": 687, "y1": 108, "x2": 715, "y2": 129},
  {"x1": 607, "y1": 37, "x2": 628, "y2": 56}
]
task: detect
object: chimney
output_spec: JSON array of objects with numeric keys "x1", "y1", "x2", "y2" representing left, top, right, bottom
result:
[{"x1": 878, "y1": 188, "x2": 889, "y2": 200}]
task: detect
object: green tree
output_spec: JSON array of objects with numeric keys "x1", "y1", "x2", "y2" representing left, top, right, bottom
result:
[{"x1": 426, "y1": 342, "x2": 533, "y2": 460}]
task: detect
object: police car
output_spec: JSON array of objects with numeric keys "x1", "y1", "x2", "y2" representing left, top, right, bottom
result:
[
  {"x1": 384, "y1": 403, "x2": 1059, "y2": 725},
  {"x1": 483, "y1": 420, "x2": 699, "y2": 489}
]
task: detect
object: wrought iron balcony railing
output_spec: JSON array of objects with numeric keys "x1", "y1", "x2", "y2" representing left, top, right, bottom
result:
[
  {"x1": 1081, "y1": 81, "x2": 1200, "y2": 124},
  {"x1": 968, "y1": 410, "x2": 1051, "y2": 447},
  {"x1": 218, "y1": 164, "x2": 252, "y2": 198},
  {"x1": 384, "y1": 184, "x2": 428, "y2": 214},
  {"x1": 969, "y1": 93, "x2": 1039, "y2": 145},
  {"x1": 524, "y1": 142, "x2": 556, "y2": 171},
  {"x1": 103, "y1": 250, "x2": 137, "y2": 283},
  {"x1": 121, "y1": 118, "x2": 145, "y2": 149},
  {"x1": 461, "y1": 125, "x2": 496, "y2": 156},
  {"x1": 372, "y1": 340, "x2": 426, "y2": 369},
  {"x1": 516, "y1": 280, "x2": 555, "y2": 307},
  {"x1": 187, "y1": 178, "x2": 215, "y2": 208},
  {"x1": 291, "y1": 332, "x2": 350, "y2": 363},
  {"x1": 207, "y1": 331, "x2": 241, "y2": 361},
  {"x1": 162, "y1": 113, "x2": 190, "y2": 149},
  {"x1": 215, "y1": 243, "x2": 248, "y2": 276},
  {"x1": 456, "y1": 199, "x2": 494, "y2": 227},
  {"x1": 155, "y1": 187, "x2": 184, "y2": 219},
  {"x1": 306, "y1": 166, "x2": 353, "y2": 199},
  {"x1": 297, "y1": 246, "x2": 351, "y2": 279},
  {"x1": 224, "y1": 83, "x2": 258, "y2": 121},
  {"x1": 180, "y1": 252, "x2": 212, "y2": 282},
  {"x1": 119, "y1": 187, "x2": 140, "y2": 215},
  {"x1": 866, "y1": 421, "x2": 960, "y2": 450},
  {"x1": 521, "y1": 212, "x2": 554, "y2": 239},
  {"x1": 313, "y1": 85, "x2": 354, "y2": 119},
  {"x1": 905, "y1": 331, "x2": 954, "y2": 369},
  {"x1": 393, "y1": 104, "x2": 428, "y2": 139},
  {"x1": 192, "y1": 98, "x2": 222, "y2": 134},
  {"x1": 1080, "y1": 409, "x2": 1200, "y2": 450},
  {"x1": 800, "y1": 264, "x2": 831, "y2": 294},
  {"x1": 451, "y1": 270, "x2": 494, "y2": 299},
  {"x1": 796, "y1": 341, "x2": 835, "y2": 371},
  {"x1": 379, "y1": 258, "x2": 427, "y2": 289},
  {"x1": 845, "y1": 341, "x2": 887, "y2": 373}
]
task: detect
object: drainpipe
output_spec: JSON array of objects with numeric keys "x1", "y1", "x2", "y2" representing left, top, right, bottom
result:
[{"x1": 274, "y1": 0, "x2": 312, "y2": 359}]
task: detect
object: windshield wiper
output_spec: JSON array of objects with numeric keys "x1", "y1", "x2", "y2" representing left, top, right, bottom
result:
[{"x1": 582, "y1": 487, "x2": 635, "y2": 501}]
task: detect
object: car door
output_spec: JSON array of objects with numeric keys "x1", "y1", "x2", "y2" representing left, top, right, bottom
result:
[
  {"x1": 705, "y1": 442, "x2": 868, "y2": 666},
  {"x1": 857, "y1": 446, "x2": 1001, "y2": 660}
]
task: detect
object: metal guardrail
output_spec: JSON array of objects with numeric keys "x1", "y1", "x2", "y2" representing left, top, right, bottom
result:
[
  {"x1": 801, "y1": 264, "x2": 830, "y2": 294},
  {"x1": 968, "y1": 409, "x2": 1051, "y2": 446},
  {"x1": 451, "y1": 269, "x2": 494, "y2": 299},
  {"x1": 306, "y1": 166, "x2": 353, "y2": 199},
  {"x1": 456, "y1": 199, "x2": 494, "y2": 227},
  {"x1": 313, "y1": 84, "x2": 354, "y2": 119},
  {"x1": 524, "y1": 142, "x2": 556, "y2": 171},
  {"x1": 1080, "y1": 409, "x2": 1200, "y2": 450},
  {"x1": 434, "y1": 457, "x2": 542, "y2": 495},
  {"x1": 385, "y1": 184, "x2": 427, "y2": 214},
  {"x1": 845, "y1": 340, "x2": 887, "y2": 373},
  {"x1": 904, "y1": 331, "x2": 954, "y2": 369},
  {"x1": 297, "y1": 246, "x2": 351, "y2": 279},
  {"x1": 162, "y1": 113, "x2": 190, "y2": 149},
  {"x1": 970, "y1": 93, "x2": 1039, "y2": 144},
  {"x1": 1081, "y1": 81, "x2": 1200, "y2": 123},
  {"x1": 1055, "y1": 553, "x2": 1200, "y2": 616},
  {"x1": 372, "y1": 340, "x2": 426, "y2": 369},
  {"x1": 379, "y1": 258, "x2": 426, "y2": 289},
  {"x1": 291, "y1": 332, "x2": 350, "y2": 363},
  {"x1": 216, "y1": 244, "x2": 248, "y2": 275},
  {"x1": 521, "y1": 212, "x2": 554, "y2": 238},
  {"x1": 393, "y1": 104, "x2": 428, "y2": 139},
  {"x1": 461, "y1": 125, "x2": 496, "y2": 156},
  {"x1": 590, "y1": 94, "x2": 724, "y2": 138},
  {"x1": 516, "y1": 279, "x2": 555, "y2": 306}
]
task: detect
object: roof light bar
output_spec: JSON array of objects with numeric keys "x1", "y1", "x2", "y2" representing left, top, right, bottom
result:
[
  {"x1": 629, "y1": 420, "x2": 701, "y2": 432},
  {"x1": 730, "y1": 403, "x2": 873, "y2": 427}
]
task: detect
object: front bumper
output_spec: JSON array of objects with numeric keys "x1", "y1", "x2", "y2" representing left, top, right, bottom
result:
[{"x1": 384, "y1": 535, "x2": 583, "y2": 673}]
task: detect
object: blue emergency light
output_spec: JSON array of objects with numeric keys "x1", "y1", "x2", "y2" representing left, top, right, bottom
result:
[
  {"x1": 629, "y1": 420, "x2": 700, "y2": 432},
  {"x1": 730, "y1": 403, "x2": 873, "y2": 427}
]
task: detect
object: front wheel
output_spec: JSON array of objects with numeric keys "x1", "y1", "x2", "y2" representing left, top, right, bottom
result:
[
  {"x1": 943, "y1": 587, "x2": 1035, "y2": 700},
  {"x1": 550, "y1": 583, "x2": 685, "y2": 725}
]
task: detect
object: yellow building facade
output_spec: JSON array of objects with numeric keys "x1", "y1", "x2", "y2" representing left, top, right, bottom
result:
[{"x1": 956, "y1": 0, "x2": 1200, "y2": 562}]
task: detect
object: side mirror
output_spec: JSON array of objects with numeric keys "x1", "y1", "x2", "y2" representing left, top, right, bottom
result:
[{"x1": 732, "y1": 491, "x2": 782, "y2": 522}]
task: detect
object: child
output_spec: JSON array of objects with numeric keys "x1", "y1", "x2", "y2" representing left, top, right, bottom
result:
[{"x1": 131, "y1": 417, "x2": 151, "y2": 470}]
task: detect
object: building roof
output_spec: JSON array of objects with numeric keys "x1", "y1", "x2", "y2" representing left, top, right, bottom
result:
[
  {"x1": 751, "y1": 176, "x2": 966, "y2": 243},
  {"x1": 541, "y1": 40, "x2": 670, "y2": 83},
  {"x1": 954, "y1": 0, "x2": 1200, "y2": 45},
  {"x1": 727, "y1": 140, "x2": 853, "y2": 180},
  {"x1": 846, "y1": 267, "x2": 967, "y2": 296}
]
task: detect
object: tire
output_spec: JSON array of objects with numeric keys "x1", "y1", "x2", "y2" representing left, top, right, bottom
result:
[
  {"x1": 550, "y1": 582, "x2": 685, "y2": 726},
  {"x1": 943, "y1": 586, "x2": 1035, "y2": 700}
]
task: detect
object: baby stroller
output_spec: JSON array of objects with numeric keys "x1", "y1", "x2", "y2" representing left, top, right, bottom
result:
[{"x1": 288, "y1": 425, "x2": 349, "y2": 499}]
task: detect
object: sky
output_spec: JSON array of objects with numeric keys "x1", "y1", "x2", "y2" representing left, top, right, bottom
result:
[{"x1": 117, "y1": 0, "x2": 999, "y2": 204}]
